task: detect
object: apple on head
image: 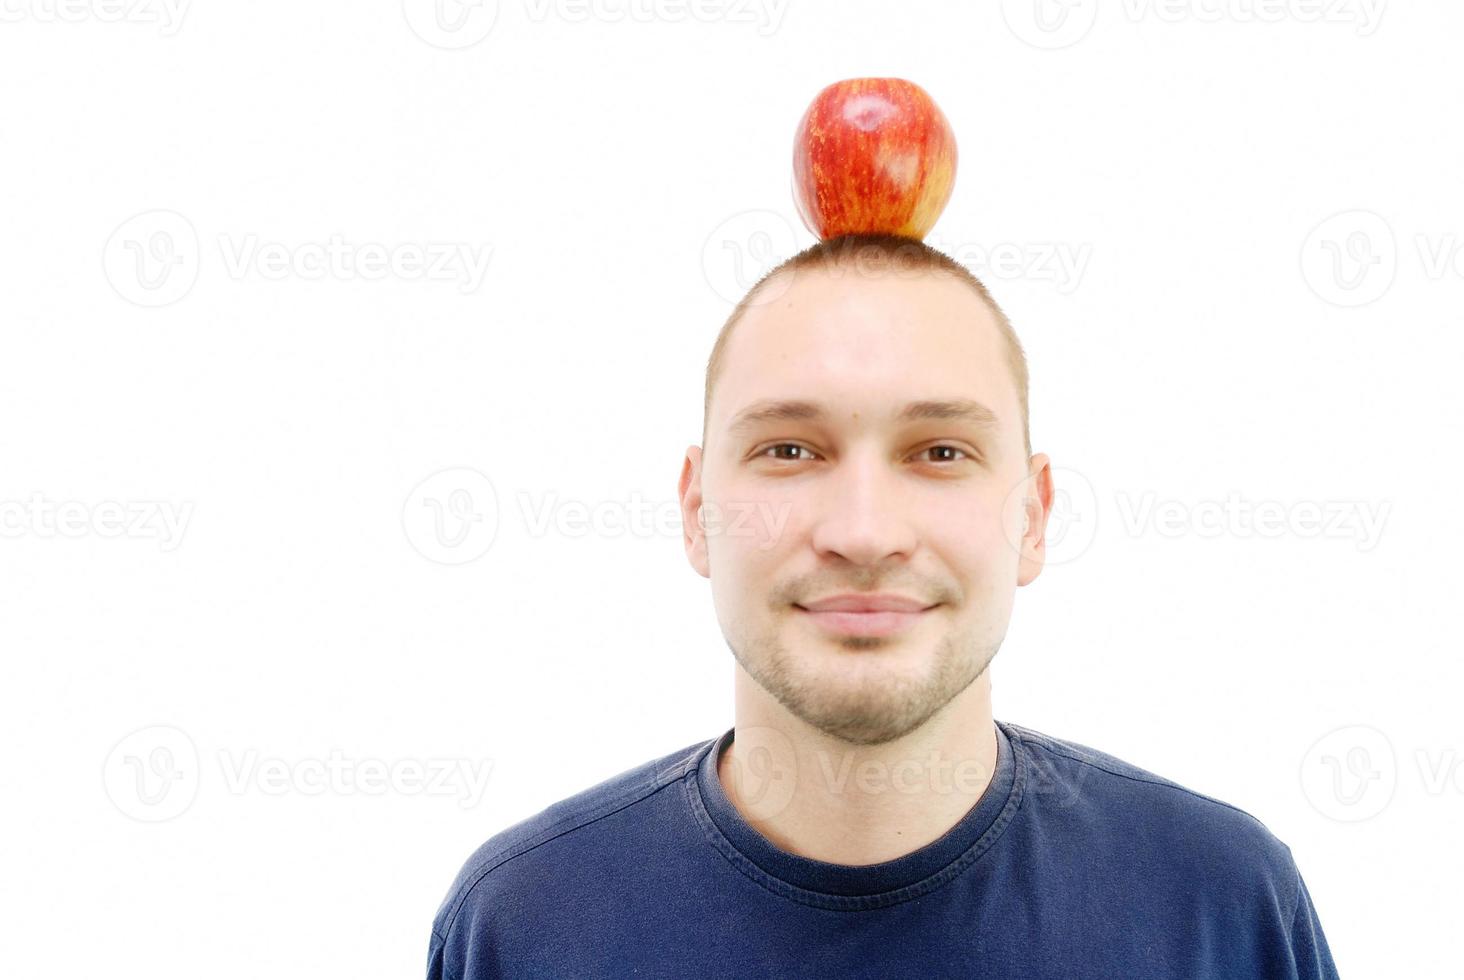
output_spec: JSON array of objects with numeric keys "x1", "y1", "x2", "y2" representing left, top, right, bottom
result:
[{"x1": 792, "y1": 77, "x2": 958, "y2": 241}]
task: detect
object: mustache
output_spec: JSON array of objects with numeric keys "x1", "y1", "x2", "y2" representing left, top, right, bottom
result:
[{"x1": 776, "y1": 577, "x2": 954, "y2": 607}]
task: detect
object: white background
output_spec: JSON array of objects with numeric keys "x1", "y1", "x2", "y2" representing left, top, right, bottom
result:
[{"x1": 2, "y1": 1, "x2": 1459, "y2": 976}]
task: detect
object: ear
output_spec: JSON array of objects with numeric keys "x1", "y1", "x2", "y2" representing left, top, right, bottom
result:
[
  {"x1": 1016, "y1": 453, "x2": 1054, "y2": 587},
  {"x1": 679, "y1": 445, "x2": 711, "y2": 579}
]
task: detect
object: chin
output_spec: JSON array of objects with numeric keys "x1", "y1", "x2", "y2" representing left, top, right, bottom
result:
[
  {"x1": 767, "y1": 631, "x2": 987, "y2": 746},
  {"x1": 796, "y1": 648, "x2": 939, "y2": 707}
]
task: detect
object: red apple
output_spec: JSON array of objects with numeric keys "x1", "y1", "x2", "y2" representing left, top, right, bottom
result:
[{"x1": 792, "y1": 77, "x2": 958, "y2": 241}]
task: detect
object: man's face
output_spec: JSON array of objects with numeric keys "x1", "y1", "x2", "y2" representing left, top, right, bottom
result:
[{"x1": 681, "y1": 263, "x2": 1052, "y2": 747}]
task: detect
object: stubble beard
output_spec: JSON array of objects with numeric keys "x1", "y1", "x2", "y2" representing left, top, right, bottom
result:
[{"x1": 729, "y1": 613, "x2": 999, "y2": 747}]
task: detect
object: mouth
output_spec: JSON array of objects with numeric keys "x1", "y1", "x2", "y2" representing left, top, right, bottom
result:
[{"x1": 792, "y1": 602, "x2": 941, "y2": 638}]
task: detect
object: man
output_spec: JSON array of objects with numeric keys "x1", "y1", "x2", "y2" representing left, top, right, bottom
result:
[{"x1": 426, "y1": 233, "x2": 1341, "y2": 979}]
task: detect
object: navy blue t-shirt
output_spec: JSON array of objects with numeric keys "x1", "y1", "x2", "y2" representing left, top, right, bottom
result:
[{"x1": 427, "y1": 720, "x2": 1340, "y2": 978}]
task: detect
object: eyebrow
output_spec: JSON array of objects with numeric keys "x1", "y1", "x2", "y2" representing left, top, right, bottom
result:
[{"x1": 727, "y1": 398, "x2": 1001, "y2": 436}]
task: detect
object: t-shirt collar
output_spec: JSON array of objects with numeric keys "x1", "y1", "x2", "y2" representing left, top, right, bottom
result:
[{"x1": 687, "y1": 718, "x2": 1023, "y2": 907}]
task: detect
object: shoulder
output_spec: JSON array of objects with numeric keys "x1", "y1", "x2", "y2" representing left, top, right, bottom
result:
[
  {"x1": 429, "y1": 735, "x2": 714, "y2": 944},
  {"x1": 1003, "y1": 721, "x2": 1303, "y2": 908}
]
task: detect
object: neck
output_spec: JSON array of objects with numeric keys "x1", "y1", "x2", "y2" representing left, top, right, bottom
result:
[{"x1": 718, "y1": 663, "x2": 998, "y2": 867}]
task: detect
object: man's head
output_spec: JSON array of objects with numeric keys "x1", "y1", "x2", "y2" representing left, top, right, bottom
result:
[
  {"x1": 679, "y1": 234, "x2": 1053, "y2": 747},
  {"x1": 703, "y1": 235, "x2": 1033, "y2": 461}
]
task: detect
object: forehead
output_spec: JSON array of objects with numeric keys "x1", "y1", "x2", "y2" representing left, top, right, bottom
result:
[{"x1": 712, "y1": 265, "x2": 1017, "y2": 433}]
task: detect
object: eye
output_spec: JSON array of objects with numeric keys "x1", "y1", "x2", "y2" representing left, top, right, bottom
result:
[
  {"x1": 919, "y1": 444, "x2": 972, "y2": 464},
  {"x1": 755, "y1": 443, "x2": 973, "y2": 464},
  {"x1": 759, "y1": 443, "x2": 818, "y2": 462}
]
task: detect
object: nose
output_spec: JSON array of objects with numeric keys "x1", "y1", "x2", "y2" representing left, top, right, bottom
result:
[{"x1": 807, "y1": 449, "x2": 919, "y2": 568}]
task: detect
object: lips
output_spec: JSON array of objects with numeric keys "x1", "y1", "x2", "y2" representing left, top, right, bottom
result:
[
  {"x1": 797, "y1": 593, "x2": 934, "y2": 613},
  {"x1": 793, "y1": 593, "x2": 939, "y2": 638}
]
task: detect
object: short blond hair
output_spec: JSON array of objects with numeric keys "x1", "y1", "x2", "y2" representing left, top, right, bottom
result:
[{"x1": 702, "y1": 233, "x2": 1031, "y2": 458}]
